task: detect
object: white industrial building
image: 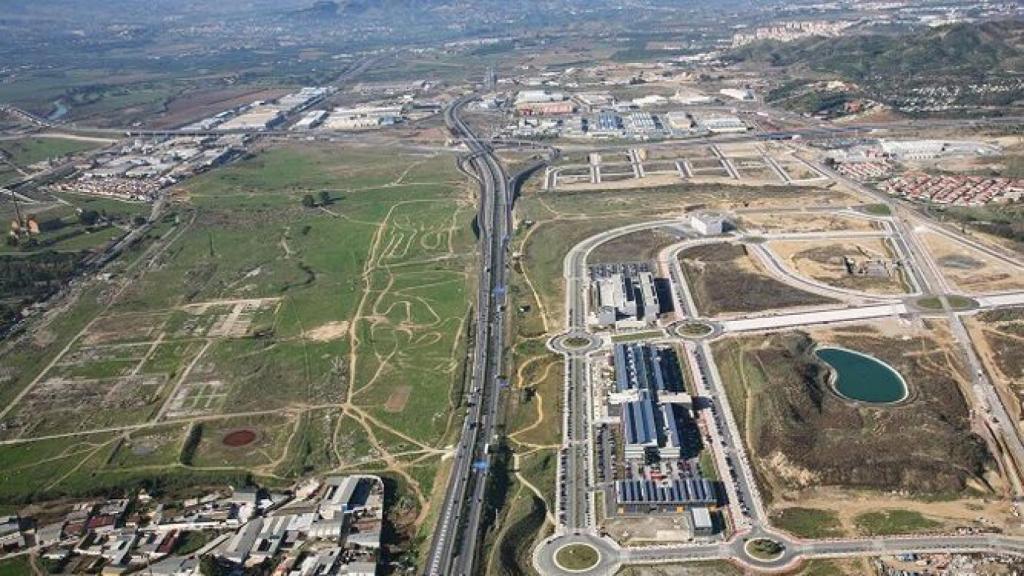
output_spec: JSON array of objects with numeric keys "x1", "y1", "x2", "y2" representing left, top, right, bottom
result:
[
  {"x1": 292, "y1": 110, "x2": 327, "y2": 130},
  {"x1": 666, "y1": 110, "x2": 694, "y2": 130},
  {"x1": 672, "y1": 90, "x2": 715, "y2": 105},
  {"x1": 590, "y1": 267, "x2": 660, "y2": 328},
  {"x1": 690, "y1": 506, "x2": 715, "y2": 536},
  {"x1": 325, "y1": 105, "x2": 404, "y2": 130},
  {"x1": 691, "y1": 212, "x2": 726, "y2": 235},
  {"x1": 693, "y1": 113, "x2": 748, "y2": 133},
  {"x1": 573, "y1": 92, "x2": 615, "y2": 111},
  {"x1": 719, "y1": 88, "x2": 755, "y2": 101},
  {"x1": 633, "y1": 94, "x2": 668, "y2": 107},
  {"x1": 515, "y1": 89, "x2": 566, "y2": 104},
  {"x1": 218, "y1": 107, "x2": 284, "y2": 131},
  {"x1": 879, "y1": 139, "x2": 997, "y2": 160}
]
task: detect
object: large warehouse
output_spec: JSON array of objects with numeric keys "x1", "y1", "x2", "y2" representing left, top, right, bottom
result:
[{"x1": 615, "y1": 478, "x2": 717, "y2": 514}]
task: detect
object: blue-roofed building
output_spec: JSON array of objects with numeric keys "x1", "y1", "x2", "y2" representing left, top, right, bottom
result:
[
  {"x1": 622, "y1": 390, "x2": 658, "y2": 460},
  {"x1": 614, "y1": 478, "x2": 717, "y2": 513}
]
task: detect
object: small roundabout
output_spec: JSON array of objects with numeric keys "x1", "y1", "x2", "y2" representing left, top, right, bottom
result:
[
  {"x1": 669, "y1": 319, "x2": 720, "y2": 341},
  {"x1": 744, "y1": 537, "x2": 786, "y2": 562},
  {"x1": 534, "y1": 534, "x2": 622, "y2": 576},
  {"x1": 550, "y1": 331, "x2": 603, "y2": 355},
  {"x1": 554, "y1": 543, "x2": 601, "y2": 572}
]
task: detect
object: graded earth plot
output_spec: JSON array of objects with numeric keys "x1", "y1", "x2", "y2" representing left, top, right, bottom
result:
[
  {"x1": 712, "y1": 318, "x2": 1013, "y2": 537},
  {"x1": 916, "y1": 227, "x2": 1024, "y2": 294},
  {"x1": 737, "y1": 211, "x2": 881, "y2": 234},
  {"x1": 965, "y1": 307, "x2": 1024, "y2": 431},
  {"x1": 544, "y1": 144, "x2": 828, "y2": 191},
  {"x1": 0, "y1": 143, "x2": 475, "y2": 519},
  {"x1": 678, "y1": 242, "x2": 836, "y2": 317},
  {"x1": 766, "y1": 237, "x2": 912, "y2": 295},
  {"x1": 514, "y1": 184, "x2": 860, "y2": 330}
]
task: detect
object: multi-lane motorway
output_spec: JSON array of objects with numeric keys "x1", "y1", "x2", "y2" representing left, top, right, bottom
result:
[{"x1": 424, "y1": 96, "x2": 512, "y2": 576}]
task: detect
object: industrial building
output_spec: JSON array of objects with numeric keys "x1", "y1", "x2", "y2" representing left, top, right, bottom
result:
[
  {"x1": 610, "y1": 343, "x2": 685, "y2": 402},
  {"x1": 325, "y1": 105, "x2": 404, "y2": 130},
  {"x1": 614, "y1": 478, "x2": 717, "y2": 513},
  {"x1": 622, "y1": 391, "x2": 659, "y2": 460},
  {"x1": 879, "y1": 139, "x2": 997, "y2": 160},
  {"x1": 515, "y1": 89, "x2": 566, "y2": 104},
  {"x1": 218, "y1": 106, "x2": 284, "y2": 131},
  {"x1": 690, "y1": 506, "x2": 715, "y2": 536},
  {"x1": 666, "y1": 111, "x2": 694, "y2": 130},
  {"x1": 516, "y1": 100, "x2": 575, "y2": 116},
  {"x1": 623, "y1": 111, "x2": 660, "y2": 136},
  {"x1": 691, "y1": 113, "x2": 748, "y2": 134},
  {"x1": 590, "y1": 263, "x2": 661, "y2": 328},
  {"x1": 719, "y1": 88, "x2": 755, "y2": 101},
  {"x1": 573, "y1": 92, "x2": 615, "y2": 111},
  {"x1": 690, "y1": 212, "x2": 726, "y2": 235},
  {"x1": 611, "y1": 343, "x2": 694, "y2": 462},
  {"x1": 292, "y1": 110, "x2": 327, "y2": 130}
]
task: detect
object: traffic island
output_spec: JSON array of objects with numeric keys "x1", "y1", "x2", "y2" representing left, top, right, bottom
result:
[
  {"x1": 550, "y1": 332, "x2": 603, "y2": 354},
  {"x1": 744, "y1": 537, "x2": 786, "y2": 562},
  {"x1": 671, "y1": 320, "x2": 717, "y2": 340},
  {"x1": 554, "y1": 543, "x2": 601, "y2": 572},
  {"x1": 915, "y1": 294, "x2": 979, "y2": 311}
]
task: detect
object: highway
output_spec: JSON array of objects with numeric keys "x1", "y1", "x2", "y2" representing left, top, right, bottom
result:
[{"x1": 424, "y1": 95, "x2": 512, "y2": 576}]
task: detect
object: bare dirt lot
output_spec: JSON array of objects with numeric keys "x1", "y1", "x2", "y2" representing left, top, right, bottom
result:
[
  {"x1": 917, "y1": 228, "x2": 1024, "y2": 293},
  {"x1": 712, "y1": 320, "x2": 1003, "y2": 521},
  {"x1": 738, "y1": 212, "x2": 880, "y2": 234},
  {"x1": 150, "y1": 87, "x2": 292, "y2": 129},
  {"x1": 767, "y1": 238, "x2": 909, "y2": 295},
  {"x1": 678, "y1": 242, "x2": 836, "y2": 317},
  {"x1": 965, "y1": 308, "x2": 1024, "y2": 427}
]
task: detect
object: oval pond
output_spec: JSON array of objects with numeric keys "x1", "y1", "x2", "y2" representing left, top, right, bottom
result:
[{"x1": 815, "y1": 346, "x2": 907, "y2": 404}]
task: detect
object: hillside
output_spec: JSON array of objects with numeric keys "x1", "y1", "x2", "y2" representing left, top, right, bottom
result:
[
  {"x1": 731, "y1": 20, "x2": 1024, "y2": 114},
  {"x1": 732, "y1": 20, "x2": 1024, "y2": 81}
]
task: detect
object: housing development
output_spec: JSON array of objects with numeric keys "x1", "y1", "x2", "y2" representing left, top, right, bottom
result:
[{"x1": 3, "y1": 1, "x2": 1024, "y2": 576}]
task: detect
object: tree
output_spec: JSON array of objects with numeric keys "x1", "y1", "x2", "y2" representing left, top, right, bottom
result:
[
  {"x1": 132, "y1": 216, "x2": 147, "y2": 227},
  {"x1": 301, "y1": 194, "x2": 316, "y2": 208},
  {"x1": 318, "y1": 190, "x2": 331, "y2": 206},
  {"x1": 5, "y1": 234, "x2": 17, "y2": 247},
  {"x1": 199, "y1": 556, "x2": 228, "y2": 576},
  {"x1": 79, "y1": 209, "x2": 100, "y2": 226}
]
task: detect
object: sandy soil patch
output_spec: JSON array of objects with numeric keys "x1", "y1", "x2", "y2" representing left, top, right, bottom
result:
[
  {"x1": 776, "y1": 486, "x2": 1021, "y2": 536},
  {"x1": 739, "y1": 212, "x2": 879, "y2": 234},
  {"x1": 767, "y1": 237, "x2": 908, "y2": 295},
  {"x1": 384, "y1": 385, "x2": 412, "y2": 413},
  {"x1": 305, "y1": 321, "x2": 350, "y2": 342},
  {"x1": 917, "y1": 228, "x2": 1024, "y2": 294}
]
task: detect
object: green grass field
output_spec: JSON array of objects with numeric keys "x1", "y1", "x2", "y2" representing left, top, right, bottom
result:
[
  {"x1": 0, "y1": 137, "x2": 101, "y2": 167},
  {"x1": 771, "y1": 507, "x2": 844, "y2": 538},
  {"x1": 0, "y1": 142, "x2": 475, "y2": 547},
  {"x1": 854, "y1": 509, "x2": 941, "y2": 536}
]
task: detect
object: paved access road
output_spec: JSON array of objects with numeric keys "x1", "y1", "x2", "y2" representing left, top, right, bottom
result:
[{"x1": 535, "y1": 202, "x2": 1024, "y2": 575}]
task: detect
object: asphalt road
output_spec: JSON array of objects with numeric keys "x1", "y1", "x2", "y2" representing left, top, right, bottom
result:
[
  {"x1": 424, "y1": 95, "x2": 512, "y2": 576},
  {"x1": 535, "y1": 203, "x2": 1024, "y2": 574}
]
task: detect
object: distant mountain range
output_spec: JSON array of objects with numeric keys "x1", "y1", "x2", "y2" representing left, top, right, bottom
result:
[{"x1": 729, "y1": 19, "x2": 1024, "y2": 82}]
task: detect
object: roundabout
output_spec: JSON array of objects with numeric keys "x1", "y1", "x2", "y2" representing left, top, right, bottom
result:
[
  {"x1": 744, "y1": 537, "x2": 786, "y2": 562},
  {"x1": 549, "y1": 331, "x2": 603, "y2": 355},
  {"x1": 669, "y1": 319, "x2": 720, "y2": 340},
  {"x1": 535, "y1": 534, "x2": 622, "y2": 576},
  {"x1": 554, "y1": 543, "x2": 601, "y2": 572}
]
